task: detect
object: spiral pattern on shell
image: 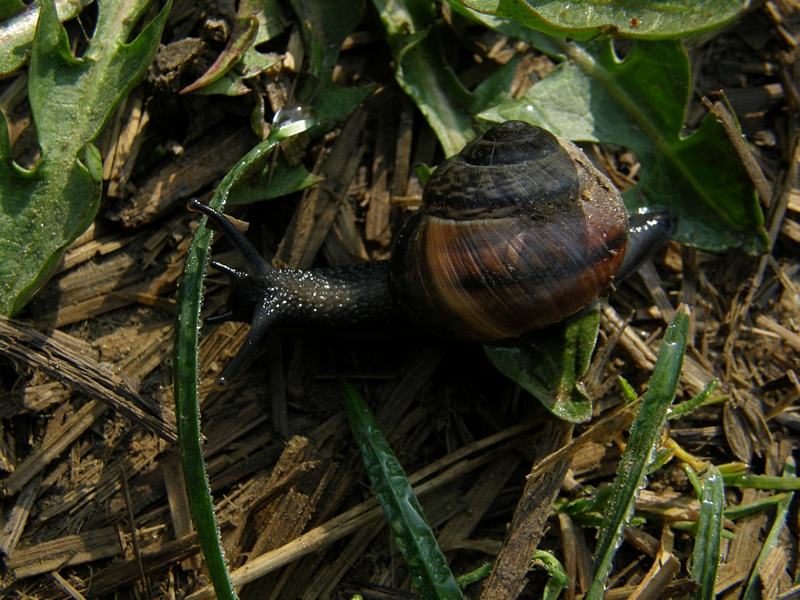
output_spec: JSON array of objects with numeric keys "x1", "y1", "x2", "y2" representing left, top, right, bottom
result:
[{"x1": 389, "y1": 121, "x2": 629, "y2": 341}]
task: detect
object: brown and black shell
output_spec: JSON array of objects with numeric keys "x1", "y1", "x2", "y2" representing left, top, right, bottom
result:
[{"x1": 388, "y1": 121, "x2": 629, "y2": 341}]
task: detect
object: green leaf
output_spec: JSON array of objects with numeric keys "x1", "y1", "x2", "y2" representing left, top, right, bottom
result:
[
  {"x1": 448, "y1": 1, "x2": 563, "y2": 58},
  {"x1": 723, "y1": 473, "x2": 800, "y2": 490},
  {"x1": 0, "y1": 0, "x2": 26, "y2": 21},
  {"x1": 669, "y1": 380, "x2": 718, "y2": 419},
  {"x1": 373, "y1": 0, "x2": 476, "y2": 156},
  {"x1": 181, "y1": 16, "x2": 259, "y2": 94},
  {"x1": 174, "y1": 120, "x2": 315, "y2": 600},
  {"x1": 587, "y1": 305, "x2": 690, "y2": 599},
  {"x1": 481, "y1": 39, "x2": 768, "y2": 253},
  {"x1": 484, "y1": 308, "x2": 600, "y2": 423},
  {"x1": 455, "y1": 562, "x2": 494, "y2": 588},
  {"x1": 0, "y1": 0, "x2": 170, "y2": 316},
  {"x1": 290, "y1": 0, "x2": 364, "y2": 78},
  {"x1": 226, "y1": 156, "x2": 323, "y2": 206},
  {"x1": 453, "y1": 0, "x2": 749, "y2": 41},
  {"x1": 0, "y1": 0, "x2": 95, "y2": 76},
  {"x1": 288, "y1": 0, "x2": 376, "y2": 128},
  {"x1": 181, "y1": 0, "x2": 286, "y2": 95},
  {"x1": 742, "y1": 459, "x2": 795, "y2": 600},
  {"x1": 341, "y1": 380, "x2": 464, "y2": 600},
  {"x1": 724, "y1": 492, "x2": 791, "y2": 521},
  {"x1": 689, "y1": 465, "x2": 725, "y2": 600},
  {"x1": 531, "y1": 550, "x2": 571, "y2": 597}
]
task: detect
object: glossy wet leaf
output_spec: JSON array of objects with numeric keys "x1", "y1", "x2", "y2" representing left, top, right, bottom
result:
[
  {"x1": 484, "y1": 308, "x2": 600, "y2": 423},
  {"x1": 341, "y1": 380, "x2": 464, "y2": 600},
  {"x1": 452, "y1": 0, "x2": 749, "y2": 41},
  {"x1": 0, "y1": 0, "x2": 170, "y2": 316},
  {"x1": 689, "y1": 465, "x2": 724, "y2": 600},
  {"x1": 481, "y1": 39, "x2": 767, "y2": 253},
  {"x1": 587, "y1": 306, "x2": 690, "y2": 599},
  {"x1": 0, "y1": 0, "x2": 94, "y2": 76}
]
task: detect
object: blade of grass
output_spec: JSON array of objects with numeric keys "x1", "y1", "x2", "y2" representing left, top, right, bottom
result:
[
  {"x1": 742, "y1": 458, "x2": 796, "y2": 600},
  {"x1": 173, "y1": 120, "x2": 314, "y2": 600},
  {"x1": 341, "y1": 380, "x2": 464, "y2": 600},
  {"x1": 723, "y1": 474, "x2": 800, "y2": 490},
  {"x1": 586, "y1": 305, "x2": 690, "y2": 599},
  {"x1": 689, "y1": 465, "x2": 725, "y2": 600}
]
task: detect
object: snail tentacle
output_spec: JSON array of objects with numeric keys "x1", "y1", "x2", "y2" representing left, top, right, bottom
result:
[{"x1": 215, "y1": 296, "x2": 277, "y2": 390}]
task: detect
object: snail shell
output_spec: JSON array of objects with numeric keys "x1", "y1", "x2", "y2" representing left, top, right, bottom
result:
[{"x1": 389, "y1": 121, "x2": 628, "y2": 341}]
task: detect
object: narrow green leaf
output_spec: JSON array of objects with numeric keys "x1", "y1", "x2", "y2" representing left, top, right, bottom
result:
[
  {"x1": 455, "y1": 562, "x2": 494, "y2": 588},
  {"x1": 724, "y1": 492, "x2": 791, "y2": 521},
  {"x1": 0, "y1": 0, "x2": 171, "y2": 315},
  {"x1": 174, "y1": 120, "x2": 315, "y2": 600},
  {"x1": 341, "y1": 380, "x2": 464, "y2": 600},
  {"x1": 724, "y1": 474, "x2": 800, "y2": 490},
  {"x1": 181, "y1": 16, "x2": 259, "y2": 93},
  {"x1": 670, "y1": 380, "x2": 718, "y2": 419},
  {"x1": 181, "y1": 0, "x2": 286, "y2": 95},
  {"x1": 742, "y1": 459, "x2": 795, "y2": 600},
  {"x1": 532, "y1": 550, "x2": 571, "y2": 589},
  {"x1": 455, "y1": 0, "x2": 749, "y2": 41},
  {"x1": 689, "y1": 465, "x2": 724, "y2": 600},
  {"x1": 618, "y1": 376, "x2": 638, "y2": 404},
  {"x1": 481, "y1": 39, "x2": 768, "y2": 253},
  {"x1": 587, "y1": 306, "x2": 690, "y2": 599}
]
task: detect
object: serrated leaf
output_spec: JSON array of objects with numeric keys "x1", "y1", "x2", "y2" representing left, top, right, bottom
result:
[
  {"x1": 481, "y1": 39, "x2": 768, "y2": 253},
  {"x1": 454, "y1": 0, "x2": 749, "y2": 41},
  {"x1": 484, "y1": 308, "x2": 600, "y2": 423},
  {"x1": 0, "y1": 0, "x2": 170, "y2": 316}
]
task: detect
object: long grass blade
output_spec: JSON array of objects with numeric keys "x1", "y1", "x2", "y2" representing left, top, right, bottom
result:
[{"x1": 586, "y1": 305, "x2": 690, "y2": 599}]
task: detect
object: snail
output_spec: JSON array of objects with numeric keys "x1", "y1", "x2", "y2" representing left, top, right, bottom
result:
[{"x1": 188, "y1": 121, "x2": 674, "y2": 390}]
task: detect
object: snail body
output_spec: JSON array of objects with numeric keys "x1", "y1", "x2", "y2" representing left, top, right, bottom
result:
[{"x1": 189, "y1": 121, "x2": 671, "y2": 389}]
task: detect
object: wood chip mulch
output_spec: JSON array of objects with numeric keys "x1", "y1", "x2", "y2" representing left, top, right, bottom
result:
[{"x1": 1, "y1": 2, "x2": 800, "y2": 599}]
